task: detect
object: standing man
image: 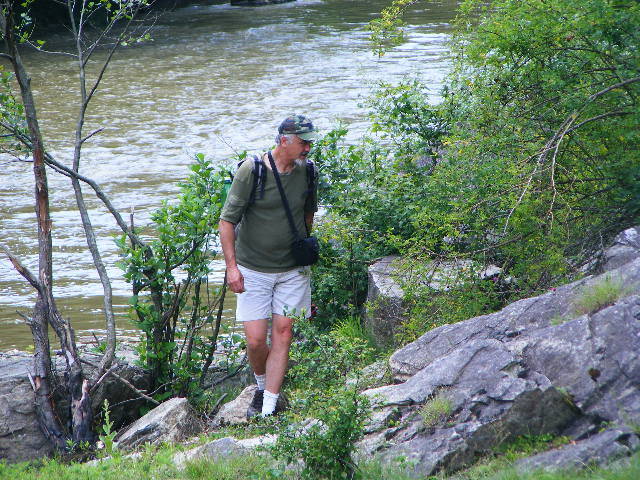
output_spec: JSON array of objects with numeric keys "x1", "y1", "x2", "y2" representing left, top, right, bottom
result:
[{"x1": 219, "y1": 115, "x2": 318, "y2": 417}]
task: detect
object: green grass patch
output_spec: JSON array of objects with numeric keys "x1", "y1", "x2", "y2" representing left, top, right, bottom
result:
[
  {"x1": 572, "y1": 275, "x2": 633, "y2": 316},
  {"x1": 420, "y1": 392, "x2": 454, "y2": 427}
]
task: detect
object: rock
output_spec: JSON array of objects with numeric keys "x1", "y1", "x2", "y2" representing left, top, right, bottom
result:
[
  {"x1": 0, "y1": 350, "x2": 151, "y2": 463},
  {"x1": 0, "y1": 351, "x2": 52, "y2": 463},
  {"x1": 365, "y1": 256, "x2": 407, "y2": 348},
  {"x1": 601, "y1": 226, "x2": 640, "y2": 272},
  {"x1": 210, "y1": 385, "x2": 287, "y2": 427},
  {"x1": 173, "y1": 434, "x2": 276, "y2": 469},
  {"x1": 517, "y1": 428, "x2": 640, "y2": 472},
  {"x1": 115, "y1": 397, "x2": 203, "y2": 450},
  {"x1": 366, "y1": 256, "x2": 502, "y2": 348},
  {"x1": 361, "y1": 340, "x2": 580, "y2": 477},
  {"x1": 362, "y1": 232, "x2": 640, "y2": 477},
  {"x1": 346, "y1": 360, "x2": 391, "y2": 390},
  {"x1": 210, "y1": 385, "x2": 258, "y2": 427}
]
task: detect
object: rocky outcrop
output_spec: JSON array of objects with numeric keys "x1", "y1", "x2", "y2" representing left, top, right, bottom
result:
[
  {"x1": 359, "y1": 226, "x2": 640, "y2": 477},
  {"x1": 0, "y1": 350, "x2": 151, "y2": 463},
  {"x1": 173, "y1": 434, "x2": 276, "y2": 469},
  {"x1": 366, "y1": 255, "x2": 502, "y2": 347},
  {"x1": 517, "y1": 428, "x2": 640, "y2": 472},
  {"x1": 115, "y1": 397, "x2": 203, "y2": 450}
]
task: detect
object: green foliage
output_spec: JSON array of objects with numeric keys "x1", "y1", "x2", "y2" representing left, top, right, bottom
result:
[
  {"x1": 396, "y1": 261, "x2": 505, "y2": 343},
  {"x1": 288, "y1": 317, "x2": 376, "y2": 392},
  {"x1": 309, "y1": 126, "x2": 435, "y2": 330},
  {"x1": 366, "y1": 80, "x2": 447, "y2": 163},
  {"x1": 368, "y1": 0, "x2": 420, "y2": 57},
  {"x1": 419, "y1": 392, "x2": 453, "y2": 427},
  {"x1": 116, "y1": 153, "x2": 229, "y2": 399},
  {"x1": 572, "y1": 274, "x2": 633, "y2": 316},
  {"x1": 98, "y1": 400, "x2": 117, "y2": 457},
  {"x1": 0, "y1": 67, "x2": 29, "y2": 156},
  {"x1": 265, "y1": 317, "x2": 374, "y2": 479},
  {"x1": 272, "y1": 389, "x2": 369, "y2": 480}
]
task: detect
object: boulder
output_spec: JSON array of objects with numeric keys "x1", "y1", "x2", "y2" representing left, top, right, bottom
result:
[
  {"x1": 210, "y1": 385, "x2": 258, "y2": 427},
  {"x1": 601, "y1": 226, "x2": 640, "y2": 272},
  {"x1": 0, "y1": 351, "x2": 52, "y2": 463},
  {"x1": 366, "y1": 256, "x2": 502, "y2": 347},
  {"x1": 115, "y1": 397, "x2": 203, "y2": 450},
  {"x1": 210, "y1": 385, "x2": 287, "y2": 427},
  {"x1": 517, "y1": 428, "x2": 640, "y2": 472},
  {"x1": 173, "y1": 434, "x2": 276, "y2": 469},
  {"x1": 361, "y1": 229, "x2": 640, "y2": 477},
  {"x1": 0, "y1": 350, "x2": 151, "y2": 463}
]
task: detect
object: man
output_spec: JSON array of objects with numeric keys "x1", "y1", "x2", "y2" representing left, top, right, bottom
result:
[{"x1": 219, "y1": 114, "x2": 318, "y2": 417}]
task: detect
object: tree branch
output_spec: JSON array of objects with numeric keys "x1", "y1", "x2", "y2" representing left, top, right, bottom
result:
[
  {"x1": 0, "y1": 244, "x2": 42, "y2": 294},
  {"x1": 82, "y1": 358, "x2": 159, "y2": 406}
]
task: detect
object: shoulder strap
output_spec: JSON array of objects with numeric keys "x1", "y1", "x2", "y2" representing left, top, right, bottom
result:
[
  {"x1": 267, "y1": 151, "x2": 302, "y2": 241},
  {"x1": 246, "y1": 155, "x2": 266, "y2": 206},
  {"x1": 305, "y1": 159, "x2": 316, "y2": 197}
]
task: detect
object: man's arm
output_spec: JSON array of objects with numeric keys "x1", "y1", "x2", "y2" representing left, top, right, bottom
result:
[{"x1": 219, "y1": 219, "x2": 245, "y2": 293}]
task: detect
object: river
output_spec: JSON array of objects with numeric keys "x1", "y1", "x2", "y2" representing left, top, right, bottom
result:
[{"x1": 0, "y1": 0, "x2": 456, "y2": 351}]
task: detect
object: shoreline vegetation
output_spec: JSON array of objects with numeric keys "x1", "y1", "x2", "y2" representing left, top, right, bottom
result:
[{"x1": 1, "y1": 0, "x2": 638, "y2": 478}]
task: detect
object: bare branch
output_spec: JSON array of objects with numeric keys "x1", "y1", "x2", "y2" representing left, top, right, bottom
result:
[
  {"x1": 82, "y1": 358, "x2": 159, "y2": 406},
  {"x1": 80, "y1": 127, "x2": 104, "y2": 144},
  {"x1": 0, "y1": 244, "x2": 42, "y2": 294}
]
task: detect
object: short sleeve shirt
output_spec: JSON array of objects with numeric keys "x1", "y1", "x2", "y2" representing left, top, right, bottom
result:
[{"x1": 220, "y1": 153, "x2": 318, "y2": 272}]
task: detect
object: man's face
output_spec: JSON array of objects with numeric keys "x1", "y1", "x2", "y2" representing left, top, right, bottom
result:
[{"x1": 286, "y1": 135, "x2": 312, "y2": 161}]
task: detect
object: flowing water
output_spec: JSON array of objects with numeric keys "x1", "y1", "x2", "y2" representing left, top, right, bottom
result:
[{"x1": 0, "y1": 0, "x2": 457, "y2": 351}]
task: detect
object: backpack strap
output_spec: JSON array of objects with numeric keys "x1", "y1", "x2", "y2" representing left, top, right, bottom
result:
[
  {"x1": 304, "y1": 159, "x2": 317, "y2": 198},
  {"x1": 244, "y1": 154, "x2": 266, "y2": 206}
]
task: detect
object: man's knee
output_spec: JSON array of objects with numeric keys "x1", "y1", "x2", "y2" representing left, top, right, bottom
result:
[
  {"x1": 245, "y1": 332, "x2": 268, "y2": 352},
  {"x1": 272, "y1": 321, "x2": 293, "y2": 345}
]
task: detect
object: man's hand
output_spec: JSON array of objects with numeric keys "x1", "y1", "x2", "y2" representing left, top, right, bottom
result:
[{"x1": 227, "y1": 265, "x2": 245, "y2": 293}]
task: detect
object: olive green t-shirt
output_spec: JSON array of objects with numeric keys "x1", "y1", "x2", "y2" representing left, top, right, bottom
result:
[{"x1": 220, "y1": 154, "x2": 318, "y2": 273}]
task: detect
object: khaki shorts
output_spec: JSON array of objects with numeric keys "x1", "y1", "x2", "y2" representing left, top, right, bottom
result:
[{"x1": 236, "y1": 265, "x2": 312, "y2": 322}]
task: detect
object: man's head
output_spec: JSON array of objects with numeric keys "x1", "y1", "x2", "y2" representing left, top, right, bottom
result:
[
  {"x1": 278, "y1": 114, "x2": 318, "y2": 142},
  {"x1": 275, "y1": 114, "x2": 318, "y2": 161}
]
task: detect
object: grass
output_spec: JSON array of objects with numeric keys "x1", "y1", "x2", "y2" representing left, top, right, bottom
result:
[
  {"x1": 420, "y1": 392, "x2": 454, "y2": 427},
  {"x1": 1, "y1": 443, "x2": 639, "y2": 480},
  {"x1": 331, "y1": 315, "x2": 378, "y2": 350},
  {"x1": 572, "y1": 275, "x2": 633, "y2": 316}
]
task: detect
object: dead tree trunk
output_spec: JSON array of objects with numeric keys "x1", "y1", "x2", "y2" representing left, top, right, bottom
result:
[{"x1": 1, "y1": 2, "x2": 94, "y2": 448}]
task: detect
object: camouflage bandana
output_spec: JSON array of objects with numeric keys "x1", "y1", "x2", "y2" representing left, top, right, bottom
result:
[{"x1": 278, "y1": 114, "x2": 319, "y2": 141}]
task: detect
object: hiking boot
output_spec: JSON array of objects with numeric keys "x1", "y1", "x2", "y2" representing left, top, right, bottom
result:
[{"x1": 246, "y1": 389, "x2": 264, "y2": 419}]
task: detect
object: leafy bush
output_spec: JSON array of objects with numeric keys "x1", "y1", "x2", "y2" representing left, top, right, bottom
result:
[
  {"x1": 116, "y1": 153, "x2": 231, "y2": 399},
  {"x1": 262, "y1": 317, "x2": 375, "y2": 479}
]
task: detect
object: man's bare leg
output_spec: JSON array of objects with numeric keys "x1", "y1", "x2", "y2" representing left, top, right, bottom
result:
[
  {"x1": 243, "y1": 319, "x2": 269, "y2": 376},
  {"x1": 265, "y1": 314, "x2": 294, "y2": 394}
]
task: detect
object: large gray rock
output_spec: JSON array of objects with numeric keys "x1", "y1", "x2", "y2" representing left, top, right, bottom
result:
[
  {"x1": 0, "y1": 352, "x2": 52, "y2": 463},
  {"x1": 173, "y1": 434, "x2": 276, "y2": 469},
  {"x1": 210, "y1": 385, "x2": 287, "y2": 427},
  {"x1": 517, "y1": 428, "x2": 640, "y2": 472},
  {"x1": 361, "y1": 229, "x2": 640, "y2": 477},
  {"x1": 601, "y1": 226, "x2": 640, "y2": 272},
  {"x1": 366, "y1": 256, "x2": 502, "y2": 347},
  {"x1": 0, "y1": 350, "x2": 151, "y2": 463},
  {"x1": 115, "y1": 397, "x2": 203, "y2": 450},
  {"x1": 210, "y1": 385, "x2": 258, "y2": 427}
]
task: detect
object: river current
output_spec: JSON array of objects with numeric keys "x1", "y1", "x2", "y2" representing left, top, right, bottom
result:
[{"x1": 0, "y1": 0, "x2": 456, "y2": 350}]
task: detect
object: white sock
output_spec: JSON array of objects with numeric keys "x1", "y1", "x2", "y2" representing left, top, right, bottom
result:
[
  {"x1": 261, "y1": 390, "x2": 279, "y2": 416},
  {"x1": 254, "y1": 373, "x2": 266, "y2": 391}
]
